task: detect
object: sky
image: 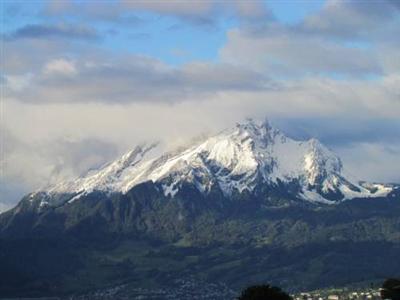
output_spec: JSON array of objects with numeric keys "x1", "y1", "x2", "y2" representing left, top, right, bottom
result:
[{"x1": 1, "y1": 0, "x2": 400, "y2": 210}]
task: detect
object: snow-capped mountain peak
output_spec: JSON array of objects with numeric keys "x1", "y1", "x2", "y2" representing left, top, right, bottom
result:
[{"x1": 40, "y1": 119, "x2": 393, "y2": 205}]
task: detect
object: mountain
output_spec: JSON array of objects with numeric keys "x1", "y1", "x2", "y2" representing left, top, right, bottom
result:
[
  {"x1": 0, "y1": 119, "x2": 399, "y2": 298},
  {"x1": 28, "y1": 119, "x2": 393, "y2": 208}
]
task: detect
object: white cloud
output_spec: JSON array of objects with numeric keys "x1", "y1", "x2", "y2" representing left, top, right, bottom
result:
[
  {"x1": 43, "y1": 58, "x2": 77, "y2": 75},
  {"x1": 337, "y1": 142, "x2": 400, "y2": 184},
  {"x1": 4, "y1": 74, "x2": 33, "y2": 91}
]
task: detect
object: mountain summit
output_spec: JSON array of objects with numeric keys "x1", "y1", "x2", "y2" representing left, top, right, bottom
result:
[{"x1": 36, "y1": 118, "x2": 391, "y2": 208}]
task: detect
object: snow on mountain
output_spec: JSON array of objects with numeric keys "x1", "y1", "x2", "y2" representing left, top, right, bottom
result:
[{"x1": 38, "y1": 119, "x2": 393, "y2": 205}]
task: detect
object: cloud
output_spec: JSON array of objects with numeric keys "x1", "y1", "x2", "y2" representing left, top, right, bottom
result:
[
  {"x1": 0, "y1": 125, "x2": 119, "y2": 206},
  {"x1": 220, "y1": 27, "x2": 382, "y2": 77},
  {"x1": 4, "y1": 56, "x2": 272, "y2": 103},
  {"x1": 2, "y1": 81, "x2": 399, "y2": 208},
  {"x1": 387, "y1": 0, "x2": 400, "y2": 10},
  {"x1": 299, "y1": 0, "x2": 400, "y2": 39},
  {"x1": 43, "y1": 0, "x2": 272, "y2": 28},
  {"x1": 272, "y1": 117, "x2": 400, "y2": 147},
  {"x1": 2, "y1": 72, "x2": 400, "y2": 208},
  {"x1": 337, "y1": 142, "x2": 400, "y2": 184},
  {"x1": 122, "y1": 0, "x2": 219, "y2": 27},
  {"x1": 44, "y1": 0, "x2": 143, "y2": 25},
  {"x1": 219, "y1": 0, "x2": 400, "y2": 77},
  {"x1": 43, "y1": 58, "x2": 77, "y2": 75},
  {"x1": 2, "y1": 37, "x2": 73, "y2": 75},
  {"x1": 2, "y1": 0, "x2": 400, "y2": 210},
  {"x1": 5, "y1": 23, "x2": 100, "y2": 41}
]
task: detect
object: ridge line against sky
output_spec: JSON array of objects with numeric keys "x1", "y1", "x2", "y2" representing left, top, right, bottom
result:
[{"x1": 0, "y1": 0, "x2": 399, "y2": 208}]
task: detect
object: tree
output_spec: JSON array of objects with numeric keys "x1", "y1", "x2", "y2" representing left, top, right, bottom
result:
[
  {"x1": 381, "y1": 278, "x2": 400, "y2": 300},
  {"x1": 238, "y1": 284, "x2": 292, "y2": 300}
]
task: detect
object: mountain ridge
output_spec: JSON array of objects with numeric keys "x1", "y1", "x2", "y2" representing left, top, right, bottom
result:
[{"x1": 24, "y1": 118, "x2": 393, "y2": 211}]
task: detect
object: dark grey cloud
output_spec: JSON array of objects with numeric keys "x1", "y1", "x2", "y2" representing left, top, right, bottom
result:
[
  {"x1": 5, "y1": 57, "x2": 273, "y2": 103},
  {"x1": 5, "y1": 24, "x2": 100, "y2": 41},
  {"x1": 42, "y1": 0, "x2": 272, "y2": 29},
  {"x1": 122, "y1": 0, "x2": 273, "y2": 27},
  {"x1": 2, "y1": 2, "x2": 37, "y2": 25},
  {"x1": 387, "y1": 0, "x2": 400, "y2": 10},
  {"x1": 43, "y1": 1, "x2": 143, "y2": 25},
  {"x1": 297, "y1": 0, "x2": 400, "y2": 40},
  {"x1": 272, "y1": 117, "x2": 400, "y2": 147}
]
